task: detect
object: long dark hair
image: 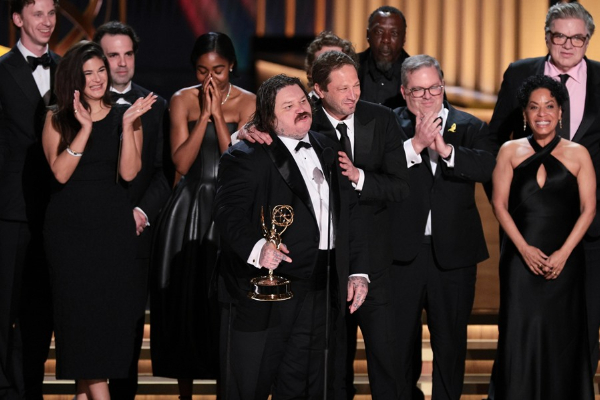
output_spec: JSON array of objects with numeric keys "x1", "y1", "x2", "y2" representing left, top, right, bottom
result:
[
  {"x1": 51, "y1": 40, "x2": 112, "y2": 153},
  {"x1": 190, "y1": 32, "x2": 238, "y2": 77},
  {"x1": 246, "y1": 74, "x2": 308, "y2": 134}
]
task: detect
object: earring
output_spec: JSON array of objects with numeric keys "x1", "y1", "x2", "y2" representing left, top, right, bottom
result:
[
  {"x1": 230, "y1": 68, "x2": 233, "y2": 72},
  {"x1": 523, "y1": 119, "x2": 527, "y2": 131},
  {"x1": 559, "y1": 119, "x2": 563, "y2": 129}
]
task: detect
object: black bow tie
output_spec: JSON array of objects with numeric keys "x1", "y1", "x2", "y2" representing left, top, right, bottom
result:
[
  {"x1": 295, "y1": 141, "x2": 312, "y2": 152},
  {"x1": 111, "y1": 91, "x2": 138, "y2": 104},
  {"x1": 27, "y1": 53, "x2": 51, "y2": 70}
]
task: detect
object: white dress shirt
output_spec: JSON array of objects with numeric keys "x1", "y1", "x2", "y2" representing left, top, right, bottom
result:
[
  {"x1": 402, "y1": 107, "x2": 455, "y2": 236},
  {"x1": 321, "y1": 108, "x2": 366, "y2": 191},
  {"x1": 17, "y1": 40, "x2": 51, "y2": 105}
]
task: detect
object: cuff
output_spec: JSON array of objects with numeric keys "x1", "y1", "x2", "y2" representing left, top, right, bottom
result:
[
  {"x1": 134, "y1": 207, "x2": 150, "y2": 227},
  {"x1": 354, "y1": 168, "x2": 365, "y2": 191},
  {"x1": 404, "y1": 139, "x2": 422, "y2": 168},
  {"x1": 349, "y1": 273, "x2": 370, "y2": 283},
  {"x1": 248, "y1": 238, "x2": 267, "y2": 268},
  {"x1": 441, "y1": 144, "x2": 455, "y2": 167}
]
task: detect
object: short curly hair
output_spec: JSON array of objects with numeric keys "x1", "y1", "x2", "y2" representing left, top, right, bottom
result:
[{"x1": 517, "y1": 74, "x2": 568, "y2": 110}]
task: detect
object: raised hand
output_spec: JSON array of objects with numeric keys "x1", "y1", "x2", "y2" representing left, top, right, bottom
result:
[
  {"x1": 199, "y1": 74, "x2": 213, "y2": 120},
  {"x1": 412, "y1": 111, "x2": 442, "y2": 154},
  {"x1": 122, "y1": 92, "x2": 157, "y2": 128},
  {"x1": 73, "y1": 90, "x2": 92, "y2": 129}
]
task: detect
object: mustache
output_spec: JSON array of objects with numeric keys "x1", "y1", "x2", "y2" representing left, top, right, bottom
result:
[{"x1": 295, "y1": 112, "x2": 311, "y2": 123}]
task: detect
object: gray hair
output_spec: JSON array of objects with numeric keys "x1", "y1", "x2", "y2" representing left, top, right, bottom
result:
[
  {"x1": 545, "y1": 2, "x2": 595, "y2": 37},
  {"x1": 400, "y1": 54, "x2": 443, "y2": 87}
]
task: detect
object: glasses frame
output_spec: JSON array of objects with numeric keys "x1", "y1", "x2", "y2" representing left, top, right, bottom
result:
[
  {"x1": 407, "y1": 85, "x2": 445, "y2": 98},
  {"x1": 548, "y1": 31, "x2": 589, "y2": 48}
]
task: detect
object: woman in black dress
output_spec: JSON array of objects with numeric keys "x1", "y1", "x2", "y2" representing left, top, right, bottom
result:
[
  {"x1": 150, "y1": 32, "x2": 255, "y2": 398},
  {"x1": 490, "y1": 75, "x2": 596, "y2": 399},
  {"x1": 42, "y1": 41, "x2": 156, "y2": 399}
]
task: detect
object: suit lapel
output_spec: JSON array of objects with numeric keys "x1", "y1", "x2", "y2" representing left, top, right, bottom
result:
[
  {"x1": 312, "y1": 104, "x2": 338, "y2": 142},
  {"x1": 573, "y1": 58, "x2": 600, "y2": 142},
  {"x1": 6, "y1": 47, "x2": 43, "y2": 109},
  {"x1": 353, "y1": 103, "x2": 374, "y2": 165},
  {"x1": 261, "y1": 135, "x2": 317, "y2": 222}
]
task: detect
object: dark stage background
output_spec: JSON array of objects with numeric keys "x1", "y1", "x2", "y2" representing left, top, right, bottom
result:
[{"x1": 0, "y1": 0, "x2": 331, "y2": 101}]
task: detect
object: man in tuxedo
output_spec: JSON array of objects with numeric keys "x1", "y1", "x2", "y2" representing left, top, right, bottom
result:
[
  {"x1": 488, "y1": 2, "x2": 600, "y2": 375},
  {"x1": 392, "y1": 55, "x2": 497, "y2": 400},
  {"x1": 237, "y1": 51, "x2": 410, "y2": 398},
  {"x1": 358, "y1": 6, "x2": 410, "y2": 110},
  {"x1": 215, "y1": 74, "x2": 369, "y2": 399},
  {"x1": 94, "y1": 21, "x2": 171, "y2": 399},
  {"x1": 0, "y1": 1, "x2": 59, "y2": 398}
]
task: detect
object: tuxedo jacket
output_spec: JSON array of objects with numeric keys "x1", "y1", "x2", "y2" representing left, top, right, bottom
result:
[
  {"x1": 489, "y1": 56, "x2": 600, "y2": 236},
  {"x1": 0, "y1": 47, "x2": 60, "y2": 223},
  {"x1": 121, "y1": 83, "x2": 171, "y2": 257},
  {"x1": 214, "y1": 130, "x2": 368, "y2": 310},
  {"x1": 311, "y1": 100, "x2": 409, "y2": 273},
  {"x1": 392, "y1": 103, "x2": 497, "y2": 269}
]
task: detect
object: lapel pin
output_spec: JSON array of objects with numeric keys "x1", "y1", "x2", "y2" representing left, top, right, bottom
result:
[{"x1": 448, "y1": 123, "x2": 457, "y2": 133}]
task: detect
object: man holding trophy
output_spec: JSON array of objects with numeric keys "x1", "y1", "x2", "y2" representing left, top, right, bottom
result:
[{"x1": 214, "y1": 74, "x2": 369, "y2": 399}]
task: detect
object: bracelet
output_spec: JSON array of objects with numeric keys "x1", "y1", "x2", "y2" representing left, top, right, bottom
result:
[{"x1": 66, "y1": 146, "x2": 83, "y2": 157}]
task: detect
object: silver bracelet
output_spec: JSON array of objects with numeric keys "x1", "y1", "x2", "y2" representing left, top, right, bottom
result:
[{"x1": 66, "y1": 146, "x2": 83, "y2": 157}]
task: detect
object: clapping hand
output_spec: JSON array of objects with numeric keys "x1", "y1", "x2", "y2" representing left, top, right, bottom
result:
[
  {"x1": 73, "y1": 90, "x2": 92, "y2": 129},
  {"x1": 122, "y1": 92, "x2": 157, "y2": 128}
]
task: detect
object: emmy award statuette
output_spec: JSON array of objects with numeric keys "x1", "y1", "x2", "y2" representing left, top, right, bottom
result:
[{"x1": 248, "y1": 205, "x2": 295, "y2": 301}]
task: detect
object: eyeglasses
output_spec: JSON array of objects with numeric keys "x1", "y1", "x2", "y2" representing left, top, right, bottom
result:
[
  {"x1": 407, "y1": 85, "x2": 444, "y2": 98},
  {"x1": 548, "y1": 31, "x2": 589, "y2": 48}
]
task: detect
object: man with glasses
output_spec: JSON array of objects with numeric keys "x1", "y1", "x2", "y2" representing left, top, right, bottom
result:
[
  {"x1": 489, "y1": 2, "x2": 600, "y2": 375},
  {"x1": 392, "y1": 54, "x2": 497, "y2": 399}
]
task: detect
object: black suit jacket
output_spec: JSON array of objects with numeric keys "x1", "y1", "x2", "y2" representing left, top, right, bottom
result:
[
  {"x1": 311, "y1": 100, "x2": 409, "y2": 273},
  {"x1": 0, "y1": 47, "x2": 60, "y2": 223},
  {"x1": 119, "y1": 83, "x2": 171, "y2": 258},
  {"x1": 489, "y1": 56, "x2": 600, "y2": 236},
  {"x1": 392, "y1": 103, "x2": 497, "y2": 269},
  {"x1": 214, "y1": 131, "x2": 368, "y2": 310}
]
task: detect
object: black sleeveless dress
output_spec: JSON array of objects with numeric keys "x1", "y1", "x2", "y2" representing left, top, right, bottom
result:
[
  {"x1": 150, "y1": 121, "x2": 236, "y2": 378},
  {"x1": 44, "y1": 106, "x2": 138, "y2": 379},
  {"x1": 492, "y1": 135, "x2": 593, "y2": 399}
]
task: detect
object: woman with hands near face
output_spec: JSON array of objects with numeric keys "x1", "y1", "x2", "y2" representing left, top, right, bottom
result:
[
  {"x1": 149, "y1": 32, "x2": 255, "y2": 398},
  {"x1": 489, "y1": 75, "x2": 595, "y2": 399},
  {"x1": 41, "y1": 41, "x2": 156, "y2": 400}
]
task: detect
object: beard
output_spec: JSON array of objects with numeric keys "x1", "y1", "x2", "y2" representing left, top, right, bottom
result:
[{"x1": 375, "y1": 59, "x2": 393, "y2": 73}]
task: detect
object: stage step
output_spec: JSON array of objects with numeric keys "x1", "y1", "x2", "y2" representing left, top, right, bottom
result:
[{"x1": 41, "y1": 312, "x2": 599, "y2": 398}]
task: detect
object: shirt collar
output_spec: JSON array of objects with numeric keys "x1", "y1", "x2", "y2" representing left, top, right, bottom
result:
[
  {"x1": 16, "y1": 39, "x2": 49, "y2": 60},
  {"x1": 546, "y1": 56, "x2": 587, "y2": 84},
  {"x1": 322, "y1": 106, "x2": 355, "y2": 131},
  {"x1": 110, "y1": 82, "x2": 133, "y2": 94},
  {"x1": 279, "y1": 135, "x2": 310, "y2": 153}
]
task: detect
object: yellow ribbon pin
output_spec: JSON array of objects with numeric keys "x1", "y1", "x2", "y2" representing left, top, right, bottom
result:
[{"x1": 448, "y1": 123, "x2": 457, "y2": 132}]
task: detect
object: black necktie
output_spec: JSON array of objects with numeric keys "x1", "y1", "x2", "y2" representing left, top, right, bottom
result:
[
  {"x1": 111, "y1": 91, "x2": 138, "y2": 105},
  {"x1": 295, "y1": 141, "x2": 312, "y2": 152},
  {"x1": 336, "y1": 123, "x2": 353, "y2": 163},
  {"x1": 27, "y1": 53, "x2": 51, "y2": 70},
  {"x1": 558, "y1": 74, "x2": 571, "y2": 140}
]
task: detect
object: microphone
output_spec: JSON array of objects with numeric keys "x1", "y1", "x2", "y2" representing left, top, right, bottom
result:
[{"x1": 322, "y1": 146, "x2": 335, "y2": 397}]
